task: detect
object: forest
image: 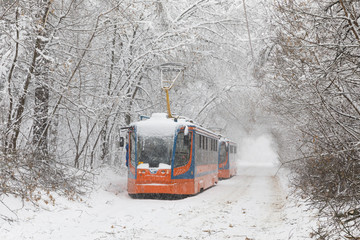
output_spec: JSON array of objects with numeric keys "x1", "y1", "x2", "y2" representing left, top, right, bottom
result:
[{"x1": 0, "y1": 0, "x2": 359, "y2": 239}]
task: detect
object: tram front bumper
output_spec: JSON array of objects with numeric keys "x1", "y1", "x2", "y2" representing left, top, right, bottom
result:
[{"x1": 127, "y1": 179, "x2": 195, "y2": 195}]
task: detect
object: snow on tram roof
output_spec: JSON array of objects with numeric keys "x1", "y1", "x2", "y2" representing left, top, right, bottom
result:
[
  {"x1": 131, "y1": 113, "x2": 220, "y2": 138},
  {"x1": 131, "y1": 113, "x2": 194, "y2": 137}
]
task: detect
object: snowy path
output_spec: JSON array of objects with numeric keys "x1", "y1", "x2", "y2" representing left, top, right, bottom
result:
[{"x1": 0, "y1": 165, "x2": 313, "y2": 240}]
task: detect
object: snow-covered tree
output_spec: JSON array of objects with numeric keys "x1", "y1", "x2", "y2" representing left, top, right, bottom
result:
[
  {"x1": 261, "y1": 0, "x2": 360, "y2": 238},
  {"x1": 0, "y1": 0, "x2": 261, "y2": 200}
]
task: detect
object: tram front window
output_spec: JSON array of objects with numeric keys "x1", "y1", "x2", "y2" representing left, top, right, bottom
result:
[
  {"x1": 174, "y1": 131, "x2": 191, "y2": 168},
  {"x1": 137, "y1": 136, "x2": 173, "y2": 168}
]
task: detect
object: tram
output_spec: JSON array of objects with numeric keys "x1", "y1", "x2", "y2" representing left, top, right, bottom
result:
[
  {"x1": 218, "y1": 138, "x2": 238, "y2": 179},
  {"x1": 125, "y1": 113, "x2": 220, "y2": 197}
]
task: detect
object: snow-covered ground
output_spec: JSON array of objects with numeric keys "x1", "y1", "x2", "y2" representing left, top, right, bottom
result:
[{"x1": 0, "y1": 134, "x2": 316, "y2": 240}]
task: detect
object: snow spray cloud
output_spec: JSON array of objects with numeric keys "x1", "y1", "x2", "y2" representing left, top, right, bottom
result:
[{"x1": 237, "y1": 134, "x2": 279, "y2": 168}]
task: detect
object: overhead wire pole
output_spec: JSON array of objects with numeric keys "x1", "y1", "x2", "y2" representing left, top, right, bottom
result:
[
  {"x1": 160, "y1": 63, "x2": 185, "y2": 118},
  {"x1": 242, "y1": 0, "x2": 254, "y2": 60},
  {"x1": 164, "y1": 88, "x2": 172, "y2": 118}
]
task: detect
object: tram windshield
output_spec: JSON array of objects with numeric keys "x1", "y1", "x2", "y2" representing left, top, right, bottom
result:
[{"x1": 137, "y1": 136, "x2": 173, "y2": 168}]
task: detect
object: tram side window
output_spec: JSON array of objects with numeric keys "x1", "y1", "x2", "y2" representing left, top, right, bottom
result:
[
  {"x1": 195, "y1": 134, "x2": 205, "y2": 165},
  {"x1": 212, "y1": 139, "x2": 216, "y2": 152},
  {"x1": 130, "y1": 131, "x2": 136, "y2": 166},
  {"x1": 230, "y1": 145, "x2": 237, "y2": 154},
  {"x1": 195, "y1": 134, "x2": 222, "y2": 165},
  {"x1": 219, "y1": 142, "x2": 226, "y2": 164},
  {"x1": 174, "y1": 131, "x2": 191, "y2": 168},
  {"x1": 196, "y1": 134, "x2": 202, "y2": 164}
]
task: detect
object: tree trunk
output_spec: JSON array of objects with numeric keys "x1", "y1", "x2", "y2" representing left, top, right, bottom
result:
[
  {"x1": 3, "y1": 4, "x2": 19, "y2": 154},
  {"x1": 100, "y1": 23, "x2": 117, "y2": 163},
  {"x1": 33, "y1": 85, "x2": 49, "y2": 156},
  {"x1": 31, "y1": 0, "x2": 52, "y2": 157},
  {"x1": 6, "y1": 0, "x2": 52, "y2": 156}
]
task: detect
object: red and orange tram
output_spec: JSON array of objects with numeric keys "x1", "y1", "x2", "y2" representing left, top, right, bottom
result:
[
  {"x1": 218, "y1": 138, "x2": 238, "y2": 179},
  {"x1": 126, "y1": 113, "x2": 220, "y2": 197}
]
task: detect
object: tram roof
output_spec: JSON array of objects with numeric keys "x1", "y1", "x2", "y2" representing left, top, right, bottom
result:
[
  {"x1": 219, "y1": 137, "x2": 237, "y2": 145},
  {"x1": 131, "y1": 113, "x2": 219, "y2": 138},
  {"x1": 131, "y1": 113, "x2": 194, "y2": 137}
]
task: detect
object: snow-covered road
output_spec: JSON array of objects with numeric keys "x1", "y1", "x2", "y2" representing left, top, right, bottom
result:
[
  {"x1": 1, "y1": 165, "x2": 313, "y2": 240},
  {"x1": 108, "y1": 165, "x2": 311, "y2": 240},
  {"x1": 1, "y1": 135, "x2": 315, "y2": 239}
]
